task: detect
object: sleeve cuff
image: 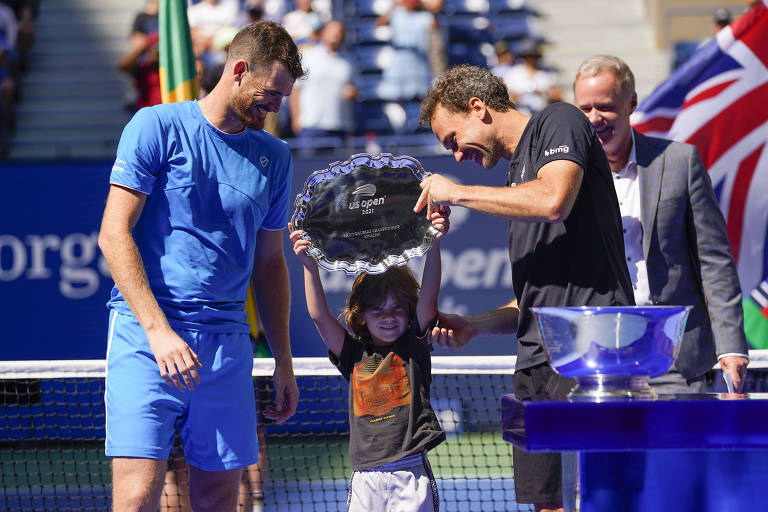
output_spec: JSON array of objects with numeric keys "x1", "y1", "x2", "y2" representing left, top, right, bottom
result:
[{"x1": 717, "y1": 352, "x2": 749, "y2": 361}]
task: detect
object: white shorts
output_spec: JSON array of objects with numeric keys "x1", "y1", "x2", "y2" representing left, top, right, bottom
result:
[{"x1": 347, "y1": 452, "x2": 439, "y2": 512}]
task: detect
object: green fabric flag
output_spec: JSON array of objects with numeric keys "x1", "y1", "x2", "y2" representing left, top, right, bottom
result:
[
  {"x1": 744, "y1": 295, "x2": 768, "y2": 350},
  {"x1": 159, "y1": 0, "x2": 199, "y2": 103}
]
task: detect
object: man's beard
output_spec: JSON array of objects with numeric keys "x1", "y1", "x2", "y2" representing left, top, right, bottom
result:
[{"x1": 231, "y1": 95, "x2": 265, "y2": 131}]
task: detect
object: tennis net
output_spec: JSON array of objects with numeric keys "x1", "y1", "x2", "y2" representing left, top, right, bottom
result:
[
  {"x1": 0, "y1": 356, "x2": 529, "y2": 512},
  {"x1": 5, "y1": 354, "x2": 767, "y2": 511}
]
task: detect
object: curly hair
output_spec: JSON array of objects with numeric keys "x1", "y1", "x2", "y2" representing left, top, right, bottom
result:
[
  {"x1": 226, "y1": 21, "x2": 306, "y2": 80},
  {"x1": 419, "y1": 64, "x2": 515, "y2": 128},
  {"x1": 343, "y1": 266, "x2": 420, "y2": 342}
]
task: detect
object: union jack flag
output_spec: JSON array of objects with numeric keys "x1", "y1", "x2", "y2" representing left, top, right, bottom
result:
[{"x1": 631, "y1": 1, "x2": 768, "y2": 298}]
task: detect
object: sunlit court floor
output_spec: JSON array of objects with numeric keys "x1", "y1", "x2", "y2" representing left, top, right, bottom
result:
[{"x1": 0, "y1": 433, "x2": 532, "y2": 511}]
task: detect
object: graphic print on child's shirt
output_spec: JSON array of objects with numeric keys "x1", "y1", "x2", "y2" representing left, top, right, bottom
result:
[{"x1": 352, "y1": 352, "x2": 411, "y2": 418}]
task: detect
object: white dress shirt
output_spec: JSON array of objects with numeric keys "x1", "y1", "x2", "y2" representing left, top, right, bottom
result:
[{"x1": 612, "y1": 133, "x2": 651, "y2": 306}]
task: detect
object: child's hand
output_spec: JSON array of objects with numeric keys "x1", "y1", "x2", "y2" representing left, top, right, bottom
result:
[
  {"x1": 428, "y1": 205, "x2": 451, "y2": 239},
  {"x1": 288, "y1": 222, "x2": 318, "y2": 270}
]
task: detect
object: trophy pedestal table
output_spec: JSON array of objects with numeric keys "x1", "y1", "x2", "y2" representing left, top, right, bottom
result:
[{"x1": 502, "y1": 393, "x2": 768, "y2": 511}]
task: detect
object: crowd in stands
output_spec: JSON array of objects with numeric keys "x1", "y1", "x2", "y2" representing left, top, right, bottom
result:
[
  {"x1": 0, "y1": 0, "x2": 36, "y2": 159},
  {"x1": 118, "y1": 0, "x2": 554, "y2": 155},
  {"x1": 0, "y1": 1, "x2": 752, "y2": 161}
]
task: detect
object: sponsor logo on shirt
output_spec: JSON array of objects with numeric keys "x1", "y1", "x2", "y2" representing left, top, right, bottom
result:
[
  {"x1": 112, "y1": 159, "x2": 127, "y2": 173},
  {"x1": 259, "y1": 156, "x2": 269, "y2": 167},
  {"x1": 544, "y1": 145, "x2": 570, "y2": 156}
]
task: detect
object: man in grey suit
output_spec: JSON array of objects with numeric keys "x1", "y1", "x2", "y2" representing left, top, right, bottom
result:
[{"x1": 573, "y1": 55, "x2": 749, "y2": 392}]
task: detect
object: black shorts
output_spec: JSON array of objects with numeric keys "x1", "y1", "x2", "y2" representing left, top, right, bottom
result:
[{"x1": 512, "y1": 363, "x2": 576, "y2": 505}]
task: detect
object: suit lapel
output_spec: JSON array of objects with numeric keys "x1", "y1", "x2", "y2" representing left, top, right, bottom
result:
[{"x1": 634, "y1": 130, "x2": 664, "y2": 260}]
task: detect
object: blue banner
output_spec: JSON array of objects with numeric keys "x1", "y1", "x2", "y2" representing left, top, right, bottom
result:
[{"x1": 0, "y1": 156, "x2": 516, "y2": 360}]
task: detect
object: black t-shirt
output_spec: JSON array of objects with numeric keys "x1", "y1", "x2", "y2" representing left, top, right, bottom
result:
[
  {"x1": 329, "y1": 316, "x2": 445, "y2": 470},
  {"x1": 507, "y1": 102, "x2": 634, "y2": 370}
]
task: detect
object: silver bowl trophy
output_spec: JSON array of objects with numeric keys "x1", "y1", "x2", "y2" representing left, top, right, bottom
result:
[
  {"x1": 531, "y1": 306, "x2": 693, "y2": 401},
  {"x1": 291, "y1": 153, "x2": 438, "y2": 275}
]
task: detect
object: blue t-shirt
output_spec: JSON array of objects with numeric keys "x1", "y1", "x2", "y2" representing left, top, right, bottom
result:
[{"x1": 107, "y1": 100, "x2": 293, "y2": 332}]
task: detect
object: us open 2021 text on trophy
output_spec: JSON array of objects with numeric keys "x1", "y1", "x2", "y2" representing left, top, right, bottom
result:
[{"x1": 291, "y1": 153, "x2": 438, "y2": 274}]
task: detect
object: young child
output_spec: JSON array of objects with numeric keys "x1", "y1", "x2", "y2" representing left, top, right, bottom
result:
[{"x1": 289, "y1": 206, "x2": 450, "y2": 512}]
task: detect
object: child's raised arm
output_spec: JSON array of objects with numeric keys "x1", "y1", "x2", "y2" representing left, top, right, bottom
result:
[
  {"x1": 416, "y1": 206, "x2": 450, "y2": 332},
  {"x1": 289, "y1": 224, "x2": 345, "y2": 358}
]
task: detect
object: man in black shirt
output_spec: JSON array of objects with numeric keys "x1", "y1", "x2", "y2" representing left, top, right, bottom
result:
[{"x1": 414, "y1": 64, "x2": 634, "y2": 512}]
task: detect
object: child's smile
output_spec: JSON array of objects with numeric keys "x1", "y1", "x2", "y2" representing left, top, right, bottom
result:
[{"x1": 362, "y1": 293, "x2": 408, "y2": 346}]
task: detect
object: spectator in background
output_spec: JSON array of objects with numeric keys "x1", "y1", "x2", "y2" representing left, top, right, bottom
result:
[
  {"x1": 377, "y1": 0, "x2": 443, "y2": 102},
  {"x1": 0, "y1": 1, "x2": 18, "y2": 61},
  {"x1": 498, "y1": 37, "x2": 562, "y2": 116},
  {"x1": 421, "y1": 0, "x2": 447, "y2": 76},
  {"x1": 117, "y1": 0, "x2": 161, "y2": 112},
  {"x1": 674, "y1": 6, "x2": 734, "y2": 71},
  {"x1": 282, "y1": 0, "x2": 327, "y2": 43},
  {"x1": 200, "y1": 25, "x2": 241, "y2": 95},
  {"x1": 299, "y1": 12, "x2": 325, "y2": 48},
  {"x1": 239, "y1": 0, "x2": 286, "y2": 24},
  {"x1": 490, "y1": 39, "x2": 516, "y2": 80},
  {"x1": 0, "y1": 47, "x2": 14, "y2": 158},
  {"x1": 290, "y1": 20, "x2": 356, "y2": 150},
  {"x1": 187, "y1": 0, "x2": 239, "y2": 63},
  {"x1": 0, "y1": 0, "x2": 19, "y2": 157},
  {"x1": 2, "y1": 0, "x2": 36, "y2": 75},
  {"x1": 236, "y1": 0, "x2": 264, "y2": 27},
  {"x1": 712, "y1": 7, "x2": 732, "y2": 32}
]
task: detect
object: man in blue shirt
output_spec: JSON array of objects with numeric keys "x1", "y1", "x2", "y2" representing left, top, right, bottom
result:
[{"x1": 98, "y1": 22, "x2": 306, "y2": 512}]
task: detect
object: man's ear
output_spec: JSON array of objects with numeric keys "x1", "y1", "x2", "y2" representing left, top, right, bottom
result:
[
  {"x1": 233, "y1": 60, "x2": 247, "y2": 83},
  {"x1": 468, "y1": 97, "x2": 488, "y2": 120},
  {"x1": 630, "y1": 91, "x2": 638, "y2": 113}
]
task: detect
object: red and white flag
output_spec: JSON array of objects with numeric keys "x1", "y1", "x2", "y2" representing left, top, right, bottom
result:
[{"x1": 631, "y1": 0, "x2": 768, "y2": 296}]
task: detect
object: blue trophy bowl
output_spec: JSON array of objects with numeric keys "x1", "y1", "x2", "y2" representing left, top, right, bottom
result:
[{"x1": 531, "y1": 306, "x2": 692, "y2": 400}]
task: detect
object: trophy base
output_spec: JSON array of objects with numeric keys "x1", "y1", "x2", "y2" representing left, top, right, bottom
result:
[{"x1": 568, "y1": 375, "x2": 657, "y2": 402}]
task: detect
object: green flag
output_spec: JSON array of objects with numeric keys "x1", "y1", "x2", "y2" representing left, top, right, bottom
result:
[
  {"x1": 744, "y1": 286, "x2": 768, "y2": 350},
  {"x1": 159, "y1": 0, "x2": 199, "y2": 103}
]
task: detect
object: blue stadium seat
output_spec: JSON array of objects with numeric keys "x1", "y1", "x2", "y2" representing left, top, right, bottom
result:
[
  {"x1": 355, "y1": 101, "x2": 394, "y2": 134},
  {"x1": 346, "y1": 19, "x2": 392, "y2": 46},
  {"x1": 447, "y1": 42, "x2": 489, "y2": 67},
  {"x1": 354, "y1": 100, "x2": 427, "y2": 135},
  {"x1": 355, "y1": 75, "x2": 386, "y2": 101},
  {"x1": 490, "y1": 16, "x2": 530, "y2": 41},
  {"x1": 489, "y1": 0, "x2": 533, "y2": 14},
  {"x1": 443, "y1": 0, "x2": 491, "y2": 15},
  {"x1": 347, "y1": 0, "x2": 394, "y2": 17},
  {"x1": 401, "y1": 100, "x2": 427, "y2": 133},
  {"x1": 353, "y1": 45, "x2": 394, "y2": 73},
  {"x1": 444, "y1": 15, "x2": 494, "y2": 43}
]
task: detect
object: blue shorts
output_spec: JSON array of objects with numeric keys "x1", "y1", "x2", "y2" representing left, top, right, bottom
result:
[{"x1": 104, "y1": 310, "x2": 259, "y2": 471}]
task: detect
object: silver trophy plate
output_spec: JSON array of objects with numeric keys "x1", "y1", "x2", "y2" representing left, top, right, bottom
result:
[{"x1": 291, "y1": 153, "x2": 437, "y2": 274}]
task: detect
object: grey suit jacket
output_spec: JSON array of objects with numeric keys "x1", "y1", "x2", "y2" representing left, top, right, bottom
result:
[{"x1": 635, "y1": 129, "x2": 748, "y2": 378}]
